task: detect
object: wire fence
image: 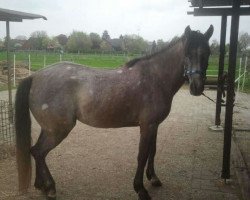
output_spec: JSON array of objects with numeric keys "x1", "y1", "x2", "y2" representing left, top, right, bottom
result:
[
  {"x1": 0, "y1": 100, "x2": 15, "y2": 145},
  {"x1": 235, "y1": 56, "x2": 249, "y2": 103}
]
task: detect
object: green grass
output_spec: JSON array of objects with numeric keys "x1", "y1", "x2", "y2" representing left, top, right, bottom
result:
[
  {"x1": 0, "y1": 51, "x2": 135, "y2": 70},
  {"x1": 0, "y1": 51, "x2": 249, "y2": 92}
]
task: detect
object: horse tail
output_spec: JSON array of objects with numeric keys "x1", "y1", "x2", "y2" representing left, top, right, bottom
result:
[{"x1": 15, "y1": 76, "x2": 33, "y2": 192}]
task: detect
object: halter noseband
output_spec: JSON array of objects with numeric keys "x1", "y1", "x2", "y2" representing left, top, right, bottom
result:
[
  {"x1": 183, "y1": 62, "x2": 206, "y2": 81},
  {"x1": 184, "y1": 68, "x2": 204, "y2": 77}
]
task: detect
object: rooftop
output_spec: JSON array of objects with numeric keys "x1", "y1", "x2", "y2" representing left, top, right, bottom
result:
[
  {"x1": 190, "y1": 0, "x2": 250, "y2": 7},
  {"x1": 0, "y1": 8, "x2": 46, "y2": 22}
]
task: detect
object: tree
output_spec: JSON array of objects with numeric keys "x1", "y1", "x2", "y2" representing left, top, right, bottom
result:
[
  {"x1": 3, "y1": 36, "x2": 15, "y2": 50},
  {"x1": 102, "y1": 30, "x2": 111, "y2": 41},
  {"x1": 89, "y1": 32, "x2": 102, "y2": 50},
  {"x1": 56, "y1": 34, "x2": 68, "y2": 47},
  {"x1": 123, "y1": 34, "x2": 148, "y2": 54},
  {"x1": 15, "y1": 35, "x2": 27, "y2": 40},
  {"x1": 29, "y1": 31, "x2": 49, "y2": 50},
  {"x1": 210, "y1": 39, "x2": 219, "y2": 55},
  {"x1": 0, "y1": 38, "x2": 4, "y2": 50},
  {"x1": 47, "y1": 37, "x2": 61, "y2": 51},
  {"x1": 151, "y1": 40, "x2": 157, "y2": 53},
  {"x1": 100, "y1": 40, "x2": 112, "y2": 52},
  {"x1": 67, "y1": 31, "x2": 92, "y2": 53},
  {"x1": 156, "y1": 39, "x2": 166, "y2": 51},
  {"x1": 238, "y1": 32, "x2": 250, "y2": 53}
]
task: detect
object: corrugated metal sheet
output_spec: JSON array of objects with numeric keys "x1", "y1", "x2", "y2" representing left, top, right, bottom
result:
[{"x1": 0, "y1": 8, "x2": 47, "y2": 22}]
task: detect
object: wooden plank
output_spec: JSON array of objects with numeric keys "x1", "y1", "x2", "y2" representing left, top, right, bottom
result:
[
  {"x1": 190, "y1": 0, "x2": 250, "y2": 7},
  {"x1": 188, "y1": 7, "x2": 250, "y2": 16}
]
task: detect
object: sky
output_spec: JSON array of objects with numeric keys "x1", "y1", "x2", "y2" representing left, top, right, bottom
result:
[{"x1": 0, "y1": 0, "x2": 250, "y2": 42}]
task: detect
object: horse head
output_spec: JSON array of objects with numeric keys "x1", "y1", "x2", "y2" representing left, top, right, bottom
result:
[{"x1": 183, "y1": 25, "x2": 214, "y2": 96}]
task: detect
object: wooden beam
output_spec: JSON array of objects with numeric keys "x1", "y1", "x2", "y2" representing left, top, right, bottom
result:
[
  {"x1": 190, "y1": 0, "x2": 250, "y2": 7},
  {"x1": 0, "y1": 18, "x2": 22, "y2": 22},
  {"x1": 188, "y1": 7, "x2": 250, "y2": 16}
]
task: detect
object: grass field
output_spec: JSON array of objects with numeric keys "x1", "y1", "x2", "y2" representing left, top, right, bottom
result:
[
  {"x1": 0, "y1": 51, "x2": 135, "y2": 70},
  {"x1": 0, "y1": 51, "x2": 249, "y2": 92}
]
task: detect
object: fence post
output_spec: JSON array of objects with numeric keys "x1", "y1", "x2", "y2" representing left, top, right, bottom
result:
[
  {"x1": 237, "y1": 58, "x2": 242, "y2": 91},
  {"x1": 241, "y1": 56, "x2": 248, "y2": 91},
  {"x1": 60, "y1": 54, "x2": 62, "y2": 62},
  {"x1": 28, "y1": 54, "x2": 31, "y2": 76},
  {"x1": 235, "y1": 57, "x2": 242, "y2": 103},
  {"x1": 13, "y1": 54, "x2": 16, "y2": 87},
  {"x1": 44, "y1": 55, "x2": 46, "y2": 68}
]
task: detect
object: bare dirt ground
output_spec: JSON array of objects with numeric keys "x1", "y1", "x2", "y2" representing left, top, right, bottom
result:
[
  {"x1": 0, "y1": 61, "x2": 30, "y2": 87},
  {"x1": 0, "y1": 88, "x2": 248, "y2": 200}
]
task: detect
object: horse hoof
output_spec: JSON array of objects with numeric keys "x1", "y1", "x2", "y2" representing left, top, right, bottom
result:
[
  {"x1": 138, "y1": 189, "x2": 151, "y2": 200},
  {"x1": 34, "y1": 180, "x2": 44, "y2": 190},
  {"x1": 151, "y1": 177, "x2": 162, "y2": 187},
  {"x1": 46, "y1": 189, "x2": 56, "y2": 200}
]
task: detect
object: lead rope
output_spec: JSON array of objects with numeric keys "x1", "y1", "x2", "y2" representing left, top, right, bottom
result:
[{"x1": 201, "y1": 92, "x2": 216, "y2": 103}]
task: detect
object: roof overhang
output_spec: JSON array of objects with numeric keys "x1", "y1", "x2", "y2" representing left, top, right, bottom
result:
[
  {"x1": 188, "y1": 0, "x2": 250, "y2": 16},
  {"x1": 0, "y1": 8, "x2": 47, "y2": 22},
  {"x1": 189, "y1": 0, "x2": 250, "y2": 7}
]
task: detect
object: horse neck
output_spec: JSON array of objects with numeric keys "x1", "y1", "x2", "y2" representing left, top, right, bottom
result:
[{"x1": 149, "y1": 40, "x2": 186, "y2": 95}]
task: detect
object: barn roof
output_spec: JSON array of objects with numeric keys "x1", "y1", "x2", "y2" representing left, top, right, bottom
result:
[
  {"x1": 0, "y1": 8, "x2": 47, "y2": 22},
  {"x1": 190, "y1": 0, "x2": 250, "y2": 7}
]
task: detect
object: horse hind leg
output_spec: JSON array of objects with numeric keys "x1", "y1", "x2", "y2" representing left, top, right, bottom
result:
[
  {"x1": 30, "y1": 130, "x2": 51, "y2": 191},
  {"x1": 30, "y1": 127, "x2": 72, "y2": 199}
]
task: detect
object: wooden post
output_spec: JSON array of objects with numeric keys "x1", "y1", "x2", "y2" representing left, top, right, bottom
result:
[
  {"x1": 44, "y1": 55, "x2": 46, "y2": 68},
  {"x1": 6, "y1": 21, "x2": 13, "y2": 122},
  {"x1": 28, "y1": 54, "x2": 31, "y2": 76},
  {"x1": 215, "y1": 14, "x2": 227, "y2": 126},
  {"x1": 13, "y1": 54, "x2": 16, "y2": 87},
  {"x1": 221, "y1": 0, "x2": 240, "y2": 179}
]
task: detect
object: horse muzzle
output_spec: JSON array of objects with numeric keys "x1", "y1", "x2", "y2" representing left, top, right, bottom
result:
[
  {"x1": 184, "y1": 67, "x2": 206, "y2": 96},
  {"x1": 189, "y1": 75, "x2": 205, "y2": 96}
]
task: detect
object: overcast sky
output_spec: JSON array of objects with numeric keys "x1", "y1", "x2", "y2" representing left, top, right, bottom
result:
[{"x1": 0, "y1": 0, "x2": 250, "y2": 42}]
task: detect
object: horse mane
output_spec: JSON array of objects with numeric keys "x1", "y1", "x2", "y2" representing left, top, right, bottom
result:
[
  {"x1": 125, "y1": 30, "x2": 204, "y2": 68},
  {"x1": 125, "y1": 36, "x2": 183, "y2": 68}
]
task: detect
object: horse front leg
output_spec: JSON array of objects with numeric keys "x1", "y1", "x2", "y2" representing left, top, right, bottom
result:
[
  {"x1": 134, "y1": 124, "x2": 157, "y2": 200},
  {"x1": 146, "y1": 125, "x2": 162, "y2": 187}
]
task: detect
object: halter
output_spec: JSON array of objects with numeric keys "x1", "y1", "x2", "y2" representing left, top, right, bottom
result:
[
  {"x1": 183, "y1": 58, "x2": 206, "y2": 81},
  {"x1": 184, "y1": 68, "x2": 204, "y2": 77}
]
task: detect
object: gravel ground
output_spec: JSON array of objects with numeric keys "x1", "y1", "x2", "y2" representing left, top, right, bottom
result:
[{"x1": 0, "y1": 88, "x2": 246, "y2": 200}]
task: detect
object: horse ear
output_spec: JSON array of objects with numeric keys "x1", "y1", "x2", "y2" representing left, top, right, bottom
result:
[
  {"x1": 204, "y1": 25, "x2": 214, "y2": 41},
  {"x1": 184, "y1": 25, "x2": 191, "y2": 39}
]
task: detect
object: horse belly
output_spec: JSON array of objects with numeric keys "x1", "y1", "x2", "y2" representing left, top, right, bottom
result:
[{"x1": 76, "y1": 102, "x2": 139, "y2": 128}]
